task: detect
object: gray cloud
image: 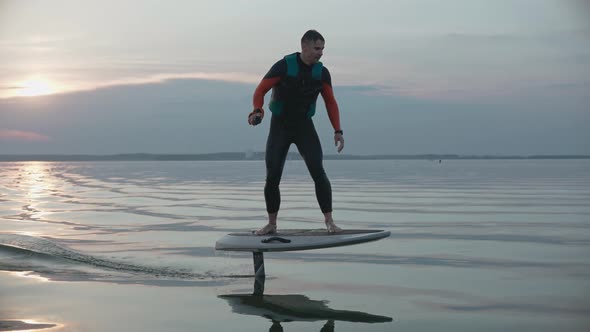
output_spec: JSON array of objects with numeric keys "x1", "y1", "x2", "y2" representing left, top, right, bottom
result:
[{"x1": 0, "y1": 78, "x2": 588, "y2": 155}]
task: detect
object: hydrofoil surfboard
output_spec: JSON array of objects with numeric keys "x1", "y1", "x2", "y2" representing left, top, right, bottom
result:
[
  {"x1": 215, "y1": 229, "x2": 390, "y2": 287},
  {"x1": 215, "y1": 229, "x2": 390, "y2": 252}
]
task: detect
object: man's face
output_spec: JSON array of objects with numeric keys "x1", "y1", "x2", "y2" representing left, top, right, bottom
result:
[{"x1": 301, "y1": 39, "x2": 325, "y2": 64}]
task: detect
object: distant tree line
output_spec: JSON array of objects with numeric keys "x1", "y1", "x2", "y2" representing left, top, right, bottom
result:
[{"x1": 0, "y1": 153, "x2": 588, "y2": 162}]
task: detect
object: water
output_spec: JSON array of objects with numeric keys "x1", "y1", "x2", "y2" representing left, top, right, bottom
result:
[{"x1": 0, "y1": 159, "x2": 589, "y2": 331}]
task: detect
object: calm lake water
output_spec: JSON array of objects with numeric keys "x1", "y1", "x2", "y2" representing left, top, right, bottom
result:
[{"x1": 1, "y1": 159, "x2": 589, "y2": 331}]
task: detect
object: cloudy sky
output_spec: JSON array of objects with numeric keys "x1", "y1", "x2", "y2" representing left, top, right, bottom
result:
[{"x1": 0, "y1": 0, "x2": 589, "y2": 155}]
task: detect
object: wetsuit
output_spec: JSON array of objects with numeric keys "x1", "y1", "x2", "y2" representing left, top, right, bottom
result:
[{"x1": 252, "y1": 52, "x2": 342, "y2": 214}]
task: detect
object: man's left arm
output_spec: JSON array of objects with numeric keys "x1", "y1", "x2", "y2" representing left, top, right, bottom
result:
[{"x1": 320, "y1": 68, "x2": 344, "y2": 152}]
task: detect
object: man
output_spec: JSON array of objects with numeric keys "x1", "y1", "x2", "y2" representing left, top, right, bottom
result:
[{"x1": 248, "y1": 30, "x2": 344, "y2": 235}]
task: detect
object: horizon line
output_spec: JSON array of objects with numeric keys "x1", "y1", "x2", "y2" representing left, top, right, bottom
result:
[{"x1": 0, "y1": 152, "x2": 588, "y2": 162}]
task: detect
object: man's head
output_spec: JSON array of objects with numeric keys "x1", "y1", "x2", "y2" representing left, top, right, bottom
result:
[{"x1": 300, "y1": 30, "x2": 325, "y2": 65}]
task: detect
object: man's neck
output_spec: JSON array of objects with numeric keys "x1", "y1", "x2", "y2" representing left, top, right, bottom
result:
[{"x1": 298, "y1": 53, "x2": 313, "y2": 66}]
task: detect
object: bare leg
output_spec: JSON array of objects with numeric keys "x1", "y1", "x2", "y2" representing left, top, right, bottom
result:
[
  {"x1": 324, "y1": 212, "x2": 342, "y2": 233},
  {"x1": 268, "y1": 212, "x2": 278, "y2": 225},
  {"x1": 255, "y1": 212, "x2": 278, "y2": 235}
]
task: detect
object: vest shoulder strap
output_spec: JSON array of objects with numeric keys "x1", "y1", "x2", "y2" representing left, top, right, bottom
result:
[
  {"x1": 285, "y1": 53, "x2": 299, "y2": 77},
  {"x1": 312, "y1": 62, "x2": 323, "y2": 80}
]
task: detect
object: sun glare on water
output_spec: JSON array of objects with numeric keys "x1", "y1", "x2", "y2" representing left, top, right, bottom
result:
[{"x1": 16, "y1": 77, "x2": 56, "y2": 97}]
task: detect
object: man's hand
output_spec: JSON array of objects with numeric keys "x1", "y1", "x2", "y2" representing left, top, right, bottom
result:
[
  {"x1": 248, "y1": 109, "x2": 263, "y2": 126},
  {"x1": 334, "y1": 133, "x2": 344, "y2": 153}
]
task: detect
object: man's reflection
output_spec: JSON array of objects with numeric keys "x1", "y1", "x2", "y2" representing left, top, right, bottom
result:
[
  {"x1": 219, "y1": 294, "x2": 392, "y2": 331},
  {"x1": 270, "y1": 319, "x2": 333, "y2": 332}
]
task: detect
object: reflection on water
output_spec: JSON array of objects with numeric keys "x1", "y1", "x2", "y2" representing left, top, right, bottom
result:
[
  {"x1": 0, "y1": 319, "x2": 59, "y2": 331},
  {"x1": 20, "y1": 162, "x2": 53, "y2": 200},
  {"x1": 7, "y1": 162, "x2": 57, "y2": 224},
  {"x1": 219, "y1": 293, "x2": 392, "y2": 331},
  {"x1": 0, "y1": 160, "x2": 589, "y2": 331},
  {"x1": 220, "y1": 272, "x2": 393, "y2": 331}
]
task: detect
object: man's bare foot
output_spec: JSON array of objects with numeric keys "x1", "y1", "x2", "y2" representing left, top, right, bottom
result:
[
  {"x1": 255, "y1": 223, "x2": 277, "y2": 235},
  {"x1": 325, "y1": 220, "x2": 342, "y2": 233}
]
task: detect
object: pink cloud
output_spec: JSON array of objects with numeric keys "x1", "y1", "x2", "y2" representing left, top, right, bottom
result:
[{"x1": 0, "y1": 130, "x2": 51, "y2": 142}]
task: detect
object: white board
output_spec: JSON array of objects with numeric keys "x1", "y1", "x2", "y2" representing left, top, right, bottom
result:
[{"x1": 215, "y1": 229, "x2": 390, "y2": 252}]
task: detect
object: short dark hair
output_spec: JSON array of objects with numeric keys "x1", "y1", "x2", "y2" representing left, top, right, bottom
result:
[{"x1": 301, "y1": 30, "x2": 324, "y2": 43}]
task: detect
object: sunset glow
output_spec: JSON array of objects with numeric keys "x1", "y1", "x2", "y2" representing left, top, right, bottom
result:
[{"x1": 16, "y1": 77, "x2": 56, "y2": 97}]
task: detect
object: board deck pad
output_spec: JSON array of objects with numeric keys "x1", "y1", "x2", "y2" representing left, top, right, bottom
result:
[{"x1": 215, "y1": 229, "x2": 390, "y2": 252}]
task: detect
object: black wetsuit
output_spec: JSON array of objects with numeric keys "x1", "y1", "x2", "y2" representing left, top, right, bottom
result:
[
  {"x1": 265, "y1": 113, "x2": 331, "y2": 213},
  {"x1": 255, "y1": 54, "x2": 338, "y2": 214}
]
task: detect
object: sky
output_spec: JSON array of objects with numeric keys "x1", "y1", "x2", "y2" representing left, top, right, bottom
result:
[{"x1": 0, "y1": 0, "x2": 589, "y2": 155}]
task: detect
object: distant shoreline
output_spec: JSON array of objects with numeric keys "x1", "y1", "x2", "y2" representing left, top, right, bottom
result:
[{"x1": 1, "y1": 153, "x2": 589, "y2": 162}]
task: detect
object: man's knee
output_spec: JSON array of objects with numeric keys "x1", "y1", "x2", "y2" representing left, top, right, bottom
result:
[
  {"x1": 309, "y1": 166, "x2": 328, "y2": 183},
  {"x1": 265, "y1": 169, "x2": 282, "y2": 187}
]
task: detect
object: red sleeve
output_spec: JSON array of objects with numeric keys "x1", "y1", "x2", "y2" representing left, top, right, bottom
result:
[
  {"x1": 320, "y1": 82, "x2": 342, "y2": 132},
  {"x1": 253, "y1": 77, "x2": 281, "y2": 115}
]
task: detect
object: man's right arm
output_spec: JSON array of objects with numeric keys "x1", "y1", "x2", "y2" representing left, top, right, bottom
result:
[{"x1": 252, "y1": 59, "x2": 286, "y2": 113}]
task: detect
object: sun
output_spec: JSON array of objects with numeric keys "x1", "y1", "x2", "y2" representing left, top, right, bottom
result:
[{"x1": 17, "y1": 77, "x2": 56, "y2": 97}]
